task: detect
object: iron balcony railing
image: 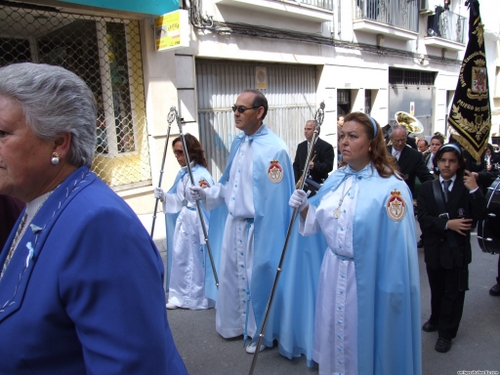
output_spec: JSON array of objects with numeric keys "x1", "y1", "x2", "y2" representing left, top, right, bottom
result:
[
  {"x1": 427, "y1": 7, "x2": 466, "y2": 44},
  {"x1": 354, "y1": 0, "x2": 419, "y2": 32},
  {"x1": 278, "y1": 0, "x2": 334, "y2": 11}
]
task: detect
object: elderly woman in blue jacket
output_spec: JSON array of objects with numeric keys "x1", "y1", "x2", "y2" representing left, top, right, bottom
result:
[{"x1": 0, "y1": 62, "x2": 187, "y2": 374}]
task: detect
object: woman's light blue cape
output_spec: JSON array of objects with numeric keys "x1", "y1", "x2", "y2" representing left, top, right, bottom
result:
[{"x1": 270, "y1": 164, "x2": 422, "y2": 374}]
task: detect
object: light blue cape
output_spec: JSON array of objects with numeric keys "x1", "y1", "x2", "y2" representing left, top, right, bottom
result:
[
  {"x1": 271, "y1": 163, "x2": 422, "y2": 374},
  {"x1": 205, "y1": 125, "x2": 294, "y2": 343}
]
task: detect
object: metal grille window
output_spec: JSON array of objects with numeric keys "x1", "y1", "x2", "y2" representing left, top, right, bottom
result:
[
  {"x1": 337, "y1": 89, "x2": 351, "y2": 116},
  {"x1": 196, "y1": 59, "x2": 316, "y2": 182},
  {"x1": 389, "y1": 68, "x2": 436, "y2": 86},
  {"x1": 364, "y1": 90, "x2": 372, "y2": 115},
  {"x1": 0, "y1": 3, "x2": 151, "y2": 189}
]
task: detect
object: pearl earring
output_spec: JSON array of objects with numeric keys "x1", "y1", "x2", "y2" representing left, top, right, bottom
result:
[{"x1": 51, "y1": 152, "x2": 60, "y2": 165}]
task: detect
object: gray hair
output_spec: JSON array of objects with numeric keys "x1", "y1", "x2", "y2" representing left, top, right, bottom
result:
[
  {"x1": 391, "y1": 124, "x2": 408, "y2": 138},
  {"x1": 0, "y1": 63, "x2": 97, "y2": 168},
  {"x1": 306, "y1": 119, "x2": 320, "y2": 134}
]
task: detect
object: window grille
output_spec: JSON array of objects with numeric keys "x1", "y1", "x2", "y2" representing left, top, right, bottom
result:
[
  {"x1": 0, "y1": 2, "x2": 151, "y2": 189},
  {"x1": 389, "y1": 68, "x2": 436, "y2": 86},
  {"x1": 337, "y1": 89, "x2": 351, "y2": 104},
  {"x1": 337, "y1": 89, "x2": 351, "y2": 116}
]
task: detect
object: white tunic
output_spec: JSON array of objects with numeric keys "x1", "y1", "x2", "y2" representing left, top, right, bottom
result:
[
  {"x1": 205, "y1": 138, "x2": 258, "y2": 339},
  {"x1": 301, "y1": 176, "x2": 359, "y2": 375},
  {"x1": 163, "y1": 173, "x2": 214, "y2": 310}
]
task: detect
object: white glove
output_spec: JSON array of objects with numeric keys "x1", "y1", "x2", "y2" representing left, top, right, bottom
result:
[
  {"x1": 188, "y1": 186, "x2": 206, "y2": 201},
  {"x1": 154, "y1": 187, "x2": 166, "y2": 202},
  {"x1": 289, "y1": 189, "x2": 308, "y2": 212}
]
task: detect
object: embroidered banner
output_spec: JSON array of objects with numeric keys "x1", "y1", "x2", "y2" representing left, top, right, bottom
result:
[{"x1": 448, "y1": 0, "x2": 491, "y2": 163}]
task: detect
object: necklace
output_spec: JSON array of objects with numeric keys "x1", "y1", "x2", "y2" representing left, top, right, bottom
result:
[
  {"x1": 0, "y1": 192, "x2": 51, "y2": 280},
  {"x1": 333, "y1": 179, "x2": 353, "y2": 219}
]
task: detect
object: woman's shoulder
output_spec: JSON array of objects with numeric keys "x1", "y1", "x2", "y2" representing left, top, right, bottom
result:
[
  {"x1": 368, "y1": 171, "x2": 412, "y2": 198},
  {"x1": 369, "y1": 172, "x2": 404, "y2": 187}
]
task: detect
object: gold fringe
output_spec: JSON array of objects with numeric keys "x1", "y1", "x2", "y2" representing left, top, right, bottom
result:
[{"x1": 449, "y1": 132, "x2": 487, "y2": 165}]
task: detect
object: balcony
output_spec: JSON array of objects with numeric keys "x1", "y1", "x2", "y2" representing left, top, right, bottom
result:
[
  {"x1": 213, "y1": 0, "x2": 334, "y2": 22},
  {"x1": 424, "y1": 7, "x2": 466, "y2": 51},
  {"x1": 296, "y1": 0, "x2": 334, "y2": 11},
  {"x1": 352, "y1": 0, "x2": 419, "y2": 41}
]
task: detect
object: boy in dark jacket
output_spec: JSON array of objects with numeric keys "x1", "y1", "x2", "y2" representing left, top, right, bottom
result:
[{"x1": 417, "y1": 143, "x2": 486, "y2": 353}]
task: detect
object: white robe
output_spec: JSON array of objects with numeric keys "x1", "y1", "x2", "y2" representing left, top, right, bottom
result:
[
  {"x1": 163, "y1": 173, "x2": 214, "y2": 310},
  {"x1": 205, "y1": 138, "x2": 259, "y2": 338},
  {"x1": 301, "y1": 176, "x2": 359, "y2": 375}
]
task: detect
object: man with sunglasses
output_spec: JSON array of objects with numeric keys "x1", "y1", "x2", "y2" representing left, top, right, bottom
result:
[{"x1": 189, "y1": 89, "x2": 294, "y2": 354}]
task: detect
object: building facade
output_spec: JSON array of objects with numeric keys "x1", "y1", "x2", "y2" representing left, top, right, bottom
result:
[{"x1": 1, "y1": 0, "x2": 499, "y2": 213}]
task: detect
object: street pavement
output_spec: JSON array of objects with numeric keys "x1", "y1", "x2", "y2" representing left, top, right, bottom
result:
[{"x1": 141, "y1": 213, "x2": 500, "y2": 375}]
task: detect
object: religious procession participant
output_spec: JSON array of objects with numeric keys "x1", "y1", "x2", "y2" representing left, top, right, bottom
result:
[
  {"x1": 289, "y1": 112, "x2": 421, "y2": 375},
  {"x1": 189, "y1": 89, "x2": 294, "y2": 354},
  {"x1": 418, "y1": 143, "x2": 486, "y2": 353},
  {"x1": 154, "y1": 134, "x2": 215, "y2": 310},
  {"x1": 0, "y1": 62, "x2": 186, "y2": 374}
]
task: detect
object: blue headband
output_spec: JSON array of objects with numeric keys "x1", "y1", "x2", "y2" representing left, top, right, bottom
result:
[
  {"x1": 368, "y1": 116, "x2": 378, "y2": 138},
  {"x1": 439, "y1": 143, "x2": 462, "y2": 156}
]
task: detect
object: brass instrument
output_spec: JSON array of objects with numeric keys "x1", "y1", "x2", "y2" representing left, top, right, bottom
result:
[{"x1": 395, "y1": 111, "x2": 424, "y2": 134}]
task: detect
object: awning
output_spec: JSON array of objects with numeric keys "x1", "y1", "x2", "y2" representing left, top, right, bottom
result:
[{"x1": 58, "y1": 0, "x2": 179, "y2": 16}]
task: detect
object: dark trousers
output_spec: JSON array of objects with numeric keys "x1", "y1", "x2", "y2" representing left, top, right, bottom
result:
[
  {"x1": 426, "y1": 265, "x2": 467, "y2": 340},
  {"x1": 497, "y1": 255, "x2": 500, "y2": 284}
]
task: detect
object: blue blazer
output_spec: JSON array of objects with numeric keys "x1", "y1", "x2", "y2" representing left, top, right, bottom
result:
[{"x1": 0, "y1": 167, "x2": 187, "y2": 374}]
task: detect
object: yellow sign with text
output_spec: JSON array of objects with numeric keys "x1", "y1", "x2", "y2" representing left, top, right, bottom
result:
[{"x1": 154, "y1": 9, "x2": 189, "y2": 51}]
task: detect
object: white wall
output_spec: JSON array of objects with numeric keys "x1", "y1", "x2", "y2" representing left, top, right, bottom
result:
[{"x1": 134, "y1": 0, "x2": 500, "y2": 212}]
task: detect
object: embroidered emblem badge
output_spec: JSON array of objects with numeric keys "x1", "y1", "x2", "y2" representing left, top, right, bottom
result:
[
  {"x1": 386, "y1": 189, "x2": 406, "y2": 221},
  {"x1": 199, "y1": 178, "x2": 210, "y2": 189},
  {"x1": 267, "y1": 160, "x2": 283, "y2": 184},
  {"x1": 469, "y1": 60, "x2": 488, "y2": 101}
]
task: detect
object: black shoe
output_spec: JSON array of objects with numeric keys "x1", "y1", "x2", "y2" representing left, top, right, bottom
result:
[
  {"x1": 422, "y1": 320, "x2": 437, "y2": 332},
  {"x1": 435, "y1": 338, "x2": 451, "y2": 353},
  {"x1": 417, "y1": 240, "x2": 424, "y2": 248},
  {"x1": 490, "y1": 283, "x2": 500, "y2": 296}
]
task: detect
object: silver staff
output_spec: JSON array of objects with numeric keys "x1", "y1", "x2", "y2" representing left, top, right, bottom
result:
[
  {"x1": 174, "y1": 108, "x2": 219, "y2": 288},
  {"x1": 150, "y1": 107, "x2": 177, "y2": 238},
  {"x1": 249, "y1": 102, "x2": 325, "y2": 375}
]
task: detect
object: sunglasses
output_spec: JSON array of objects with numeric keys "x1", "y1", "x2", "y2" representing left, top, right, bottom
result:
[
  {"x1": 231, "y1": 105, "x2": 259, "y2": 114},
  {"x1": 173, "y1": 150, "x2": 184, "y2": 156}
]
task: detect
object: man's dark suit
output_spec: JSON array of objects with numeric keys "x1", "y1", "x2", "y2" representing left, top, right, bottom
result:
[
  {"x1": 388, "y1": 145, "x2": 433, "y2": 198},
  {"x1": 407, "y1": 136, "x2": 418, "y2": 150},
  {"x1": 293, "y1": 137, "x2": 334, "y2": 184},
  {"x1": 417, "y1": 177, "x2": 486, "y2": 340}
]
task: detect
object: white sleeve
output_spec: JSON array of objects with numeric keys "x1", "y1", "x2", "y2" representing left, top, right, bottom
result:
[
  {"x1": 163, "y1": 192, "x2": 182, "y2": 214},
  {"x1": 204, "y1": 182, "x2": 226, "y2": 210},
  {"x1": 299, "y1": 204, "x2": 321, "y2": 236}
]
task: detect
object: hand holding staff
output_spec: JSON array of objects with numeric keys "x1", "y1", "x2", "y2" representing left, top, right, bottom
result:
[
  {"x1": 174, "y1": 108, "x2": 219, "y2": 288},
  {"x1": 248, "y1": 102, "x2": 325, "y2": 375},
  {"x1": 151, "y1": 107, "x2": 177, "y2": 238}
]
